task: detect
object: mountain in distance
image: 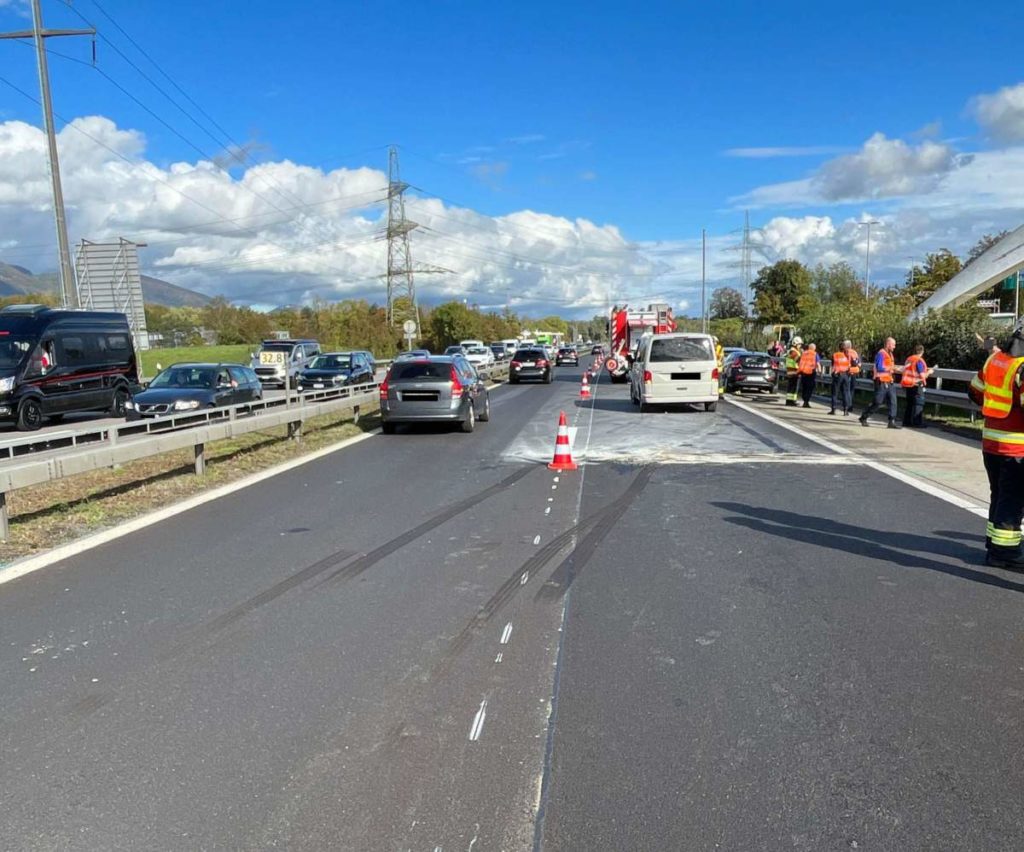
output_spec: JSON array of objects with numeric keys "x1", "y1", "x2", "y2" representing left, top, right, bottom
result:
[{"x1": 0, "y1": 262, "x2": 213, "y2": 308}]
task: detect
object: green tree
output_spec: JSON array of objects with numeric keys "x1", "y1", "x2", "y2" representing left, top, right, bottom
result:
[
  {"x1": 709, "y1": 286, "x2": 746, "y2": 319},
  {"x1": 426, "y1": 301, "x2": 483, "y2": 349},
  {"x1": 810, "y1": 261, "x2": 864, "y2": 303},
  {"x1": 751, "y1": 259, "x2": 816, "y2": 323},
  {"x1": 964, "y1": 230, "x2": 1010, "y2": 269},
  {"x1": 901, "y1": 249, "x2": 962, "y2": 307}
]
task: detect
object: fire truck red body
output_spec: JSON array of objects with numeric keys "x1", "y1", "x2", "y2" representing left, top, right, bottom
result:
[{"x1": 604, "y1": 303, "x2": 676, "y2": 382}]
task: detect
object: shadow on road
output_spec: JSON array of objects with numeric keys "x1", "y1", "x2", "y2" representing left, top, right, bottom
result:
[{"x1": 712, "y1": 502, "x2": 1024, "y2": 593}]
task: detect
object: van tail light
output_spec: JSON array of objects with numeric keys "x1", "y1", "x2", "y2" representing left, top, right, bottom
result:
[
  {"x1": 712, "y1": 368, "x2": 720, "y2": 380},
  {"x1": 450, "y1": 366, "x2": 464, "y2": 397},
  {"x1": 643, "y1": 370, "x2": 652, "y2": 383},
  {"x1": 378, "y1": 377, "x2": 389, "y2": 400}
]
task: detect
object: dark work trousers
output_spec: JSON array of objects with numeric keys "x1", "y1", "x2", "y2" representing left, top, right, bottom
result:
[
  {"x1": 983, "y1": 452, "x2": 1024, "y2": 557},
  {"x1": 785, "y1": 373, "x2": 799, "y2": 404},
  {"x1": 830, "y1": 372, "x2": 852, "y2": 413},
  {"x1": 799, "y1": 372, "x2": 816, "y2": 404},
  {"x1": 860, "y1": 380, "x2": 897, "y2": 422},
  {"x1": 903, "y1": 385, "x2": 925, "y2": 427}
]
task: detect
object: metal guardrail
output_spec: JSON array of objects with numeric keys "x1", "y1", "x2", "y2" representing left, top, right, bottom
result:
[
  {"x1": 806, "y1": 362, "x2": 978, "y2": 415},
  {"x1": 0, "y1": 360, "x2": 511, "y2": 540}
]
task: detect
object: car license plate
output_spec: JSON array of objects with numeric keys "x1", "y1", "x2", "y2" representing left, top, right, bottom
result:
[{"x1": 313, "y1": 382, "x2": 325, "y2": 389}]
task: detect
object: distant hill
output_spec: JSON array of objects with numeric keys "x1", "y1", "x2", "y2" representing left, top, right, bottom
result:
[{"x1": 0, "y1": 262, "x2": 213, "y2": 308}]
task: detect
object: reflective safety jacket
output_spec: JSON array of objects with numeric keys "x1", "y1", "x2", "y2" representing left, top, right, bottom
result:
[
  {"x1": 785, "y1": 346, "x2": 801, "y2": 376},
  {"x1": 848, "y1": 348, "x2": 861, "y2": 376},
  {"x1": 969, "y1": 352, "x2": 1024, "y2": 456},
  {"x1": 832, "y1": 351, "x2": 850, "y2": 373},
  {"x1": 798, "y1": 350, "x2": 818, "y2": 375},
  {"x1": 901, "y1": 354, "x2": 927, "y2": 387},
  {"x1": 874, "y1": 349, "x2": 895, "y2": 383}
]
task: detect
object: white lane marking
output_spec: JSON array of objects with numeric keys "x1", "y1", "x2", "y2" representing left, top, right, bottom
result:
[
  {"x1": 547, "y1": 497, "x2": 554, "y2": 502},
  {"x1": 552, "y1": 485, "x2": 557, "y2": 490},
  {"x1": 495, "y1": 652, "x2": 503, "y2": 663},
  {"x1": 0, "y1": 430, "x2": 380, "y2": 588},
  {"x1": 545, "y1": 507, "x2": 551, "y2": 515},
  {"x1": 468, "y1": 700, "x2": 488, "y2": 741},
  {"x1": 725, "y1": 396, "x2": 988, "y2": 517},
  {"x1": 553, "y1": 476, "x2": 560, "y2": 483},
  {"x1": 468, "y1": 825, "x2": 480, "y2": 851},
  {"x1": 533, "y1": 534, "x2": 541, "y2": 545},
  {"x1": 520, "y1": 572, "x2": 529, "y2": 585},
  {"x1": 500, "y1": 622, "x2": 513, "y2": 644},
  {"x1": 567, "y1": 426, "x2": 578, "y2": 448}
]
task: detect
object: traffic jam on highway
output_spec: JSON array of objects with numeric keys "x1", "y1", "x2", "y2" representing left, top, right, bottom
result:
[{"x1": 5, "y1": 301, "x2": 1024, "y2": 851}]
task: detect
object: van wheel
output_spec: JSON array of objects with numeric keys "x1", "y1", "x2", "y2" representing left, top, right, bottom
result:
[
  {"x1": 111, "y1": 387, "x2": 130, "y2": 418},
  {"x1": 705, "y1": 401, "x2": 718, "y2": 412},
  {"x1": 16, "y1": 397, "x2": 43, "y2": 431}
]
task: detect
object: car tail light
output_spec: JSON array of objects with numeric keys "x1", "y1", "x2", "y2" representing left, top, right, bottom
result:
[
  {"x1": 643, "y1": 370, "x2": 652, "y2": 383},
  {"x1": 536, "y1": 359, "x2": 548, "y2": 367},
  {"x1": 450, "y1": 366, "x2": 464, "y2": 397},
  {"x1": 712, "y1": 368, "x2": 719, "y2": 380},
  {"x1": 510, "y1": 360, "x2": 521, "y2": 368},
  {"x1": 378, "y1": 377, "x2": 389, "y2": 400}
]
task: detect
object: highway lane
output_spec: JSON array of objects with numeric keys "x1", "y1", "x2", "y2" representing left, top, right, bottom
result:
[{"x1": 2, "y1": 366, "x2": 1020, "y2": 849}]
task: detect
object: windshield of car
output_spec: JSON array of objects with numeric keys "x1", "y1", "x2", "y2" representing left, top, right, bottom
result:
[
  {"x1": 307, "y1": 354, "x2": 351, "y2": 370},
  {"x1": 558, "y1": 347, "x2": 573, "y2": 354},
  {"x1": 149, "y1": 367, "x2": 218, "y2": 388},
  {"x1": 444, "y1": 346, "x2": 463, "y2": 355},
  {"x1": 259, "y1": 343, "x2": 294, "y2": 353},
  {"x1": 0, "y1": 335, "x2": 35, "y2": 370},
  {"x1": 649, "y1": 337, "x2": 714, "y2": 362},
  {"x1": 390, "y1": 362, "x2": 453, "y2": 381}
]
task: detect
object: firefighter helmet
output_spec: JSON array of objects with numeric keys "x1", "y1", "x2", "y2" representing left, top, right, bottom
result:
[{"x1": 791, "y1": 335, "x2": 803, "y2": 346}]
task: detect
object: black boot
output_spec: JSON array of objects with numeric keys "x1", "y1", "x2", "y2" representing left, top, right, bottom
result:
[
  {"x1": 986, "y1": 552, "x2": 1024, "y2": 571},
  {"x1": 859, "y1": 416, "x2": 869, "y2": 427},
  {"x1": 887, "y1": 419, "x2": 900, "y2": 429},
  {"x1": 828, "y1": 409, "x2": 836, "y2": 415},
  {"x1": 802, "y1": 402, "x2": 810, "y2": 408}
]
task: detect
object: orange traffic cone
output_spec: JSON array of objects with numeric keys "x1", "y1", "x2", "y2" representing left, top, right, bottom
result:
[
  {"x1": 548, "y1": 411, "x2": 578, "y2": 471},
  {"x1": 580, "y1": 374, "x2": 591, "y2": 399}
]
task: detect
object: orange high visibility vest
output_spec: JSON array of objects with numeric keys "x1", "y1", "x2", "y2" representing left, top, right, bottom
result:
[
  {"x1": 832, "y1": 352, "x2": 850, "y2": 373},
  {"x1": 875, "y1": 349, "x2": 894, "y2": 383},
  {"x1": 848, "y1": 348, "x2": 861, "y2": 375},
  {"x1": 901, "y1": 354, "x2": 926, "y2": 387},
  {"x1": 798, "y1": 350, "x2": 817, "y2": 375},
  {"x1": 982, "y1": 352, "x2": 1024, "y2": 418}
]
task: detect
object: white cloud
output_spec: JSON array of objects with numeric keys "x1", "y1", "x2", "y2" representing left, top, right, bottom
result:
[
  {"x1": 724, "y1": 146, "x2": 849, "y2": 158},
  {"x1": 0, "y1": 116, "x2": 654, "y2": 316},
  {"x1": 971, "y1": 82, "x2": 1024, "y2": 145}
]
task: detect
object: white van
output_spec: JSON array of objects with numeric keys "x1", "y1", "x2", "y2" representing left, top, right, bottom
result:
[
  {"x1": 459, "y1": 339, "x2": 485, "y2": 350},
  {"x1": 629, "y1": 332, "x2": 719, "y2": 411}
]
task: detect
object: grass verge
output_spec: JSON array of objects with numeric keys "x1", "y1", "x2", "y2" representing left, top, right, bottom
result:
[
  {"x1": 140, "y1": 344, "x2": 254, "y2": 378},
  {"x1": 0, "y1": 409, "x2": 380, "y2": 565}
]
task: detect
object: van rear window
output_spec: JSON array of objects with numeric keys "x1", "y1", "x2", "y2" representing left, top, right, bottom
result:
[{"x1": 650, "y1": 338, "x2": 714, "y2": 362}]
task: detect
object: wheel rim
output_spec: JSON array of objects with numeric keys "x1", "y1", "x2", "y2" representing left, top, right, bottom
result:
[
  {"x1": 114, "y1": 391, "x2": 127, "y2": 416},
  {"x1": 22, "y1": 400, "x2": 41, "y2": 427}
]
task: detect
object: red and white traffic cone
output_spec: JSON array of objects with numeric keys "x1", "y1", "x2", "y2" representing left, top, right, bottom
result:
[
  {"x1": 548, "y1": 411, "x2": 577, "y2": 471},
  {"x1": 580, "y1": 374, "x2": 591, "y2": 399}
]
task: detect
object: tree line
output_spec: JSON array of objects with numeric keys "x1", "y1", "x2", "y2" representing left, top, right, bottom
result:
[{"x1": 704, "y1": 232, "x2": 1013, "y2": 369}]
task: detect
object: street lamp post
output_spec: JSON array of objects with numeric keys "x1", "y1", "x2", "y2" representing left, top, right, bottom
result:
[{"x1": 857, "y1": 220, "x2": 881, "y2": 297}]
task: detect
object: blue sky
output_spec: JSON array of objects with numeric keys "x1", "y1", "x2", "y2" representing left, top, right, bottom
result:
[{"x1": 1, "y1": 0, "x2": 1023, "y2": 314}]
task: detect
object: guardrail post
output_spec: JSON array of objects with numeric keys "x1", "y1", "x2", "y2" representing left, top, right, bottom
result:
[
  {"x1": 288, "y1": 420, "x2": 302, "y2": 442},
  {"x1": 0, "y1": 491, "x2": 8, "y2": 542},
  {"x1": 352, "y1": 403, "x2": 360, "y2": 425},
  {"x1": 194, "y1": 442, "x2": 206, "y2": 475}
]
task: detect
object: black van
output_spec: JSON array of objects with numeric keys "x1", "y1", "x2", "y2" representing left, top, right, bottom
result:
[{"x1": 0, "y1": 305, "x2": 139, "y2": 431}]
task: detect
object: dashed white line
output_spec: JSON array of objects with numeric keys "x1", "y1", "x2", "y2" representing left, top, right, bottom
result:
[
  {"x1": 495, "y1": 652, "x2": 503, "y2": 663},
  {"x1": 547, "y1": 497, "x2": 554, "y2": 502},
  {"x1": 553, "y1": 476, "x2": 560, "y2": 483},
  {"x1": 500, "y1": 622, "x2": 513, "y2": 644},
  {"x1": 520, "y1": 571, "x2": 529, "y2": 585},
  {"x1": 533, "y1": 534, "x2": 541, "y2": 545},
  {"x1": 545, "y1": 507, "x2": 551, "y2": 515},
  {"x1": 468, "y1": 700, "x2": 488, "y2": 741}
]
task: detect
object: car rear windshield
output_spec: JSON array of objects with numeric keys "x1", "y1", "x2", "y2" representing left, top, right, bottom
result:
[
  {"x1": 390, "y1": 362, "x2": 453, "y2": 381},
  {"x1": 738, "y1": 354, "x2": 772, "y2": 367},
  {"x1": 513, "y1": 349, "x2": 546, "y2": 360},
  {"x1": 649, "y1": 337, "x2": 714, "y2": 362},
  {"x1": 558, "y1": 347, "x2": 574, "y2": 353}
]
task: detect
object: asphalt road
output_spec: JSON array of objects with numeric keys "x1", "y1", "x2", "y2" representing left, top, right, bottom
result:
[{"x1": 2, "y1": 366, "x2": 1022, "y2": 850}]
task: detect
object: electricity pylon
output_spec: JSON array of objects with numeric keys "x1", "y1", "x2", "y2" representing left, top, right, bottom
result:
[{"x1": 725, "y1": 210, "x2": 774, "y2": 309}]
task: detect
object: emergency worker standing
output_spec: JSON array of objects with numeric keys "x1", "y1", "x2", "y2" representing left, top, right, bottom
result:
[
  {"x1": 901, "y1": 344, "x2": 933, "y2": 428},
  {"x1": 798, "y1": 342, "x2": 820, "y2": 408},
  {"x1": 968, "y1": 319, "x2": 1024, "y2": 569},
  {"x1": 784, "y1": 336, "x2": 803, "y2": 407},
  {"x1": 829, "y1": 339, "x2": 855, "y2": 415},
  {"x1": 859, "y1": 337, "x2": 900, "y2": 428}
]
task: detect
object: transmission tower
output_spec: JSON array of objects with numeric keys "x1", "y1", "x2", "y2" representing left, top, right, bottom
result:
[
  {"x1": 384, "y1": 146, "x2": 449, "y2": 332},
  {"x1": 725, "y1": 210, "x2": 774, "y2": 309}
]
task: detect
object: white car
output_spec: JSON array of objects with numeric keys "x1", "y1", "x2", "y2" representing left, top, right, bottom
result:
[
  {"x1": 629, "y1": 332, "x2": 719, "y2": 411},
  {"x1": 464, "y1": 346, "x2": 496, "y2": 369}
]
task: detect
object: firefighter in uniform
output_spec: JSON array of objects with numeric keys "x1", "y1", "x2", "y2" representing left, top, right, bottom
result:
[
  {"x1": 968, "y1": 318, "x2": 1024, "y2": 569},
  {"x1": 901, "y1": 344, "x2": 933, "y2": 428},
  {"x1": 784, "y1": 336, "x2": 803, "y2": 406},
  {"x1": 797, "y1": 342, "x2": 820, "y2": 408},
  {"x1": 859, "y1": 336, "x2": 900, "y2": 428}
]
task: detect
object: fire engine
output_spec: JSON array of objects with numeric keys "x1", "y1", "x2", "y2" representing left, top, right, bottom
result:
[{"x1": 604, "y1": 303, "x2": 676, "y2": 382}]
